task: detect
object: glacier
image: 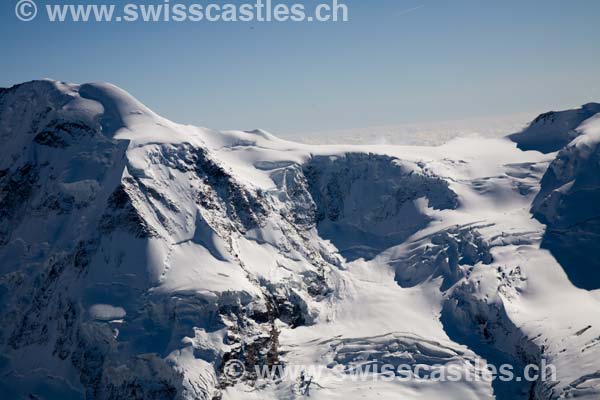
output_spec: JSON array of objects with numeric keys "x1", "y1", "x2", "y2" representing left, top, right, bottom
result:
[{"x1": 1, "y1": 80, "x2": 600, "y2": 400}]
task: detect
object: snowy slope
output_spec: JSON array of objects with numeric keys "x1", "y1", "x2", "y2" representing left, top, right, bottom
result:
[
  {"x1": 509, "y1": 102, "x2": 600, "y2": 153},
  {"x1": 531, "y1": 114, "x2": 600, "y2": 290},
  {"x1": 1, "y1": 80, "x2": 600, "y2": 400}
]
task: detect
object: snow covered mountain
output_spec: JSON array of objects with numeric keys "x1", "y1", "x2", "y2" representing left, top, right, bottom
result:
[
  {"x1": 509, "y1": 102, "x2": 600, "y2": 153},
  {"x1": 1, "y1": 80, "x2": 600, "y2": 400},
  {"x1": 529, "y1": 113, "x2": 600, "y2": 290}
]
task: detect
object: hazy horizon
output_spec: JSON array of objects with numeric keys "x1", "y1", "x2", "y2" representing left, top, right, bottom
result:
[{"x1": 2, "y1": 0, "x2": 599, "y2": 137}]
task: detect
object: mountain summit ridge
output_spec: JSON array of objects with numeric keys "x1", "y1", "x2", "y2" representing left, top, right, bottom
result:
[{"x1": 509, "y1": 102, "x2": 600, "y2": 153}]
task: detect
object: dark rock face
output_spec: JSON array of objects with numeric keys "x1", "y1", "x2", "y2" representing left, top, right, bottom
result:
[
  {"x1": 34, "y1": 120, "x2": 96, "y2": 148},
  {"x1": 100, "y1": 180, "x2": 160, "y2": 239},
  {"x1": 0, "y1": 164, "x2": 38, "y2": 245}
]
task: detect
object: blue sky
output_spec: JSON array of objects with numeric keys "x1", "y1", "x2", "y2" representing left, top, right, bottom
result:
[{"x1": 1, "y1": 0, "x2": 600, "y2": 135}]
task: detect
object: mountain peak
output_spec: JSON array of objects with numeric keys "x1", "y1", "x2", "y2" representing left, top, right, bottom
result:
[
  {"x1": 77, "y1": 82, "x2": 158, "y2": 130},
  {"x1": 582, "y1": 101, "x2": 600, "y2": 110},
  {"x1": 509, "y1": 102, "x2": 600, "y2": 153}
]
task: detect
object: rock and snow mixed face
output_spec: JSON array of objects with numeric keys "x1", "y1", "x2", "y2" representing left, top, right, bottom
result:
[{"x1": 1, "y1": 80, "x2": 600, "y2": 400}]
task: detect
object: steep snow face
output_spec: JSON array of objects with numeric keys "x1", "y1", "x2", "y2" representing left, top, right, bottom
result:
[
  {"x1": 509, "y1": 102, "x2": 600, "y2": 153},
  {"x1": 1, "y1": 80, "x2": 600, "y2": 400},
  {"x1": 532, "y1": 114, "x2": 600, "y2": 289},
  {"x1": 303, "y1": 154, "x2": 458, "y2": 261}
]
